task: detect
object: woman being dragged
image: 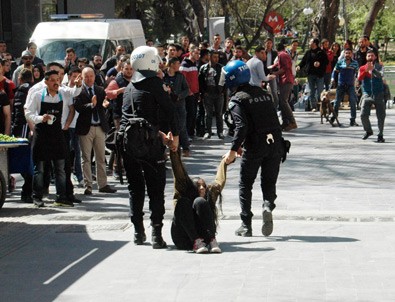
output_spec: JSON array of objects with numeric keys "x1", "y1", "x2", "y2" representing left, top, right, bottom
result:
[{"x1": 169, "y1": 148, "x2": 228, "y2": 253}]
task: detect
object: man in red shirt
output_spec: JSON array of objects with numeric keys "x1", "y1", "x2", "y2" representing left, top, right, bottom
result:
[
  {"x1": 0, "y1": 58, "x2": 16, "y2": 109},
  {"x1": 180, "y1": 46, "x2": 200, "y2": 139},
  {"x1": 322, "y1": 39, "x2": 334, "y2": 91},
  {"x1": 271, "y1": 43, "x2": 297, "y2": 131}
]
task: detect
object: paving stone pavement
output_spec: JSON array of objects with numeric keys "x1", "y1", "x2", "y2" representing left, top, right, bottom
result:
[{"x1": 1, "y1": 108, "x2": 395, "y2": 301}]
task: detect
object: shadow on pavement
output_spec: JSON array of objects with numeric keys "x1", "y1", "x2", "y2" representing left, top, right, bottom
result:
[
  {"x1": 0, "y1": 221, "x2": 128, "y2": 302},
  {"x1": 0, "y1": 206, "x2": 61, "y2": 218},
  {"x1": 270, "y1": 235, "x2": 359, "y2": 243},
  {"x1": 220, "y1": 241, "x2": 276, "y2": 252}
]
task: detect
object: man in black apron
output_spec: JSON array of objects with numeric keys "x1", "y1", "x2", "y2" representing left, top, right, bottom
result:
[{"x1": 24, "y1": 70, "x2": 71, "y2": 207}]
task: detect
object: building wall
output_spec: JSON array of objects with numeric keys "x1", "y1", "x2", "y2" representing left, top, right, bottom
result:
[{"x1": 0, "y1": 0, "x2": 41, "y2": 56}]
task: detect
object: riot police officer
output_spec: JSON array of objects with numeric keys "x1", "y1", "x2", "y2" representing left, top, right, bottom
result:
[
  {"x1": 223, "y1": 60, "x2": 287, "y2": 237},
  {"x1": 119, "y1": 46, "x2": 179, "y2": 249}
]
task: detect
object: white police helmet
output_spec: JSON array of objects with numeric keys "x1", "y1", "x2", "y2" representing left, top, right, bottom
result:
[{"x1": 130, "y1": 46, "x2": 161, "y2": 83}]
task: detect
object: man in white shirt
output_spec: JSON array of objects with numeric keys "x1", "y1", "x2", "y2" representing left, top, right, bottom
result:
[
  {"x1": 25, "y1": 70, "x2": 80, "y2": 207},
  {"x1": 24, "y1": 62, "x2": 82, "y2": 203},
  {"x1": 246, "y1": 46, "x2": 275, "y2": 88}
]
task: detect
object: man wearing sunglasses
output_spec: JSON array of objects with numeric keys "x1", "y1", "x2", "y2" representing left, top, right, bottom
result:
[{"x1": 12, "y1": 50, "x2": 34, "y2": 86}]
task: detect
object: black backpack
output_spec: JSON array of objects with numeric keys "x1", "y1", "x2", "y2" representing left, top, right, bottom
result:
[{"x1": 122, "y1": 117, "x2": 163, "y2": 161}]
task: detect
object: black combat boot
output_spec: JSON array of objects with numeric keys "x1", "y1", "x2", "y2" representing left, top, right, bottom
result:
[
  {"x1": 133, "y1": 221, "x2": 146, "y2": 245},
  {"x1": 151, "y1": 223, "x2": 167, "y2": 249},
  {"x1": 262, "y1": 200, "x2": 273, "y2": 237},
  {"x1": 235, "y1": 222, "x2": 252, "y2": 237}
]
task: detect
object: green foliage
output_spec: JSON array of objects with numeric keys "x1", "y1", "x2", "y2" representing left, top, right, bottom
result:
[
  {"x1": 371, "y1": 8, "x2": 395, "y2": 40},
  {"x1": 112, "y1": 0, "x2": 395, "y2": 49},
  {"x1": 115, "y1": 0, "x2": 189, "y2": 43}
]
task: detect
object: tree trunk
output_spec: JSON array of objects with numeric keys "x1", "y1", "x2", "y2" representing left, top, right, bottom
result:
[
  {"x1": 189, "y1": 0, "x2": 205, "y2": 37},
  {"x1": 245, "y1": 0, "x2": 274, "y2": 50},
  {"x1": 174, "y1": 0, "x2": 197, "y2": 41},
  {"x1": 363, "y1": 0, "x2": 386, "y2": 38},
  {"x1": 129, "y1": 0, "x2": 138, "y2": 19},
  {"x1": 220, "y1": 0, "x2": 231, "y2": 38},
  {"x1": 316, "y1": 0, "x2": 340, "y2": 43}
]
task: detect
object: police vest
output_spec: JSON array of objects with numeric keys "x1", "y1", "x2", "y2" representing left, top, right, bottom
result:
[{"x1": 230, "y1": 85, "x2": 280, "y2": 135}]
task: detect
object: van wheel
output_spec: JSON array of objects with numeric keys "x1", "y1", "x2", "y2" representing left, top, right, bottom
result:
[{"x1": 0, "y1": 171, "x2": 6, "y2": 210}]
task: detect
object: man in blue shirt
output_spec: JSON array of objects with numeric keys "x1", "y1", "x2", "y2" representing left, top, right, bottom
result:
[{"x1": 331, "y1": 49, "x2": 359, "y2": 126}]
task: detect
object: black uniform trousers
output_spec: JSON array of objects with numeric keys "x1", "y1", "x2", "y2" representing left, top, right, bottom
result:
[
  {"x1": 123, "y1": 154, "x2": 166, "y2": 226},
  {"x1": 239, "y1": 140, "x2": 282, "y2": 225}
]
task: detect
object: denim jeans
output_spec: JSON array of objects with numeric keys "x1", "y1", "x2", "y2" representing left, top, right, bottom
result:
[
  {"x1": 69, "y1": 127, "x2": 83, "y2": 182},
  {"x1": 175, "y1": 99, "x2": 190, "y2": 151},
  {"x1": 185, "y1": 94, "x2": 198, "y2": 137},
  {"x1": 203, "y1": 93, "x2": 224, "y2": 135},
  {"x1": 334, "y1": 84, "x2": 358, "y2": 121},
  {"x1": 324, "y1": 72, "x2": 332, "y2": 91},
  {"x1": 33, "y1": 159, "x2": 66, "y2": 199},
  {"x1": 307, "y1": 75, "x2": 324, "y2": 109},
  {"x1": 360, "y1": 93, "x2": 386, "y2": 136}
]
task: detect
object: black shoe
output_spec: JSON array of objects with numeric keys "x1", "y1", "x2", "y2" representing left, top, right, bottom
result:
[
  {"x1": 21, "y1": 195, "x2": 33, "y2": 203},
  {"x1": 84, "y1": 187, "x2": 92, "y2": 195},
  {"x1": 350, "y1": 120, "x2": 359, "y2": 126},
  {"x1": 235, "y1": 223, "x2": 252, "y2": 237},
  {"x1": 262, "y1": 209, "x2": 273, "y2": 237},
  {"x1": 133, "y1": 222, "x2": 146, "y2": 245},
  {"x1": 329, "y1": 116, "x2": 335, "y2": 125},
  {"x1": 376, "y1": 135, "x2": 385, "y2": 143},
  {"x1": 33, "y1": 199, "x2": 44, "y2": 207},
  {"x1": 99, "y1": 185, "x2": 117, "y2": 193},
  {"x1": 203, "y1": 133, "x2": 211, "y2": 140},
  {"x1": 151, "y1": 224, "x2": 167, "y2": 249},
  {"x1": 218, "y1": 133, "x2": 225, "y2": 139},
  {"x1": 134, "y1": 233, "x2": 147, "y2": 245},
  {"x1": 362, "y1": 132, "x2": 373, "y2": 140},
  {"x1": 53, "y1": 200, "x2": 74, "y2": 207},
  {"x1": 152, "y1": 235, "x2": 167, "y2": 249},
  {"x1": 68, "y1": 195, "x2": 82, "y2": 204}
]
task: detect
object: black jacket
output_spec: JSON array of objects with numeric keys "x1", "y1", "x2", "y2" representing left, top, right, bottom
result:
[
  {"x1": 198, "y1": 62, "x2": 223, "y2": 95},
  {"x1": 74, "y1": 85, "x2": 110, "y2": 135},
  {"x1": 298, "y1": 47, "x2": 328, "y2": 77},
  {"x1": 229, "y1": 84, "x2": 281, "y2": 152},
  {"x1": 12, "y1": 83, "x2": 32, "y2": 128},
  {"x1": 120, "y1": 76, "x2": 179, "y2": 136}
]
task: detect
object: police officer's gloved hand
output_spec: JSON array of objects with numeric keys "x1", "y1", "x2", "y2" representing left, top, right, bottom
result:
[{"x1": 281, "y1": 139, "x2": 291, "y2": 163}]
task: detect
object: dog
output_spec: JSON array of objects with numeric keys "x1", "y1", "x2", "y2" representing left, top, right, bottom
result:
[{"x1": 320, "y1": 89, "x2": 340, "y2": 126}]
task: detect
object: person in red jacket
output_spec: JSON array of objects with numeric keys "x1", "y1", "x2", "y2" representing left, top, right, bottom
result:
[
  {"x1": 180, "y1": 46, "x2": 200, "y2": 139},
  {"x1": 321, "y1": 39, "x2": 334, "y2": 91}
]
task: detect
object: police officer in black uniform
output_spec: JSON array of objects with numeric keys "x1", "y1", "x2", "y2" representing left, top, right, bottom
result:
[
  {"x1": 119, "y1": 46, "x2": 179, "y2": 249},
  {"x1": 223, "y1": 60, "x2": 288, "y2": 237}
]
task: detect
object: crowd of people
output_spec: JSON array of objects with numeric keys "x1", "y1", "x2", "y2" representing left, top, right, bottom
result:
[{"x1": 0, "y1": 32, "x2": 390, "y2": 253}]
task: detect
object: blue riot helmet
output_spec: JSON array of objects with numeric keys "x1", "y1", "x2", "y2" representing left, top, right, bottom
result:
[{"x1": 223, "y1": 60, "x2": 251, "y2": 88}]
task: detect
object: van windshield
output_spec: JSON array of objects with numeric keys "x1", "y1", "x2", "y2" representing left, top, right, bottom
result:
[{"x1": 36, "y1": 39, "x2": 105, "y2": 64}]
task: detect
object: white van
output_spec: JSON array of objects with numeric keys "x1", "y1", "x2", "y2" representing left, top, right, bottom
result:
[{"x1": 29, "y1": 18, "x2": 146, "y2": 64}]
